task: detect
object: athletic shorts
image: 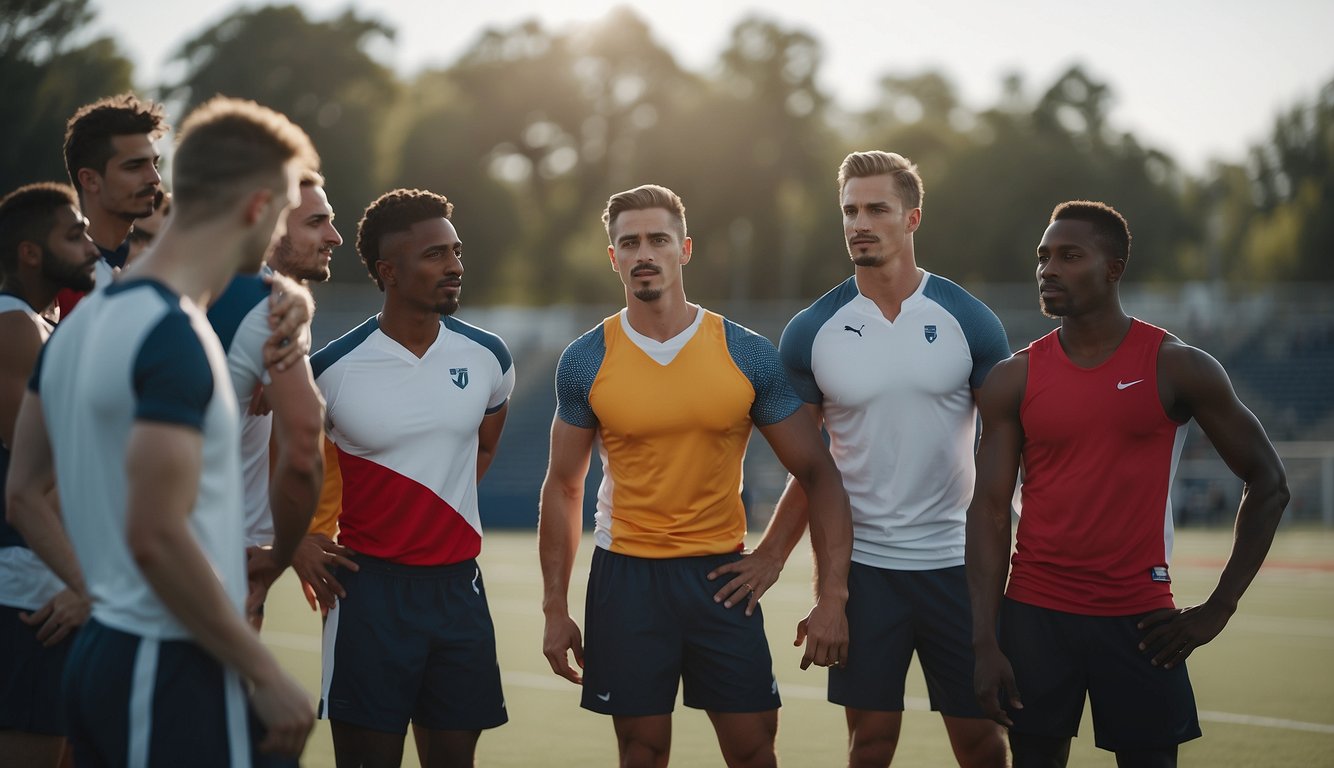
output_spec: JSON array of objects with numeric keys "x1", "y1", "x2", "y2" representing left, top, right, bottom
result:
[
  {"x1": 63, "y1": 618, "x2": 294, "y2": 768},
  {"x1": 0, "y1": 603, "x2": 74, "y2": 735},
  {"x1": 320, "y1": 555, "x2": 507, "y2": 734},
  {"x1": 828, "y1": 563, "x2": 983, "y2": 717},
  {"x1": 581, "y1": 547, "x2": 781, "y2": 717},
  {"x1": 999, "y1": 598, "x2": 1203, "y2": 751}
]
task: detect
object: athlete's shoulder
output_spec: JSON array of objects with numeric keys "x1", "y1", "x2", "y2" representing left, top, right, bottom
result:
[
  {"x1": 207, "y1": 274, "x2": 271, "y2": 352},
  {"x1": 782, "y1": 276, "x2": 859, "y2": 344},
  {"x1": 559, "y1": 320, "x2": 608, "y2": 363},
  {"x1": 443, "y1": 315, "x2": 512, "y2": 372},
  {"x1": 922, "y1": 273, "x2": 1003, "y2": 325},
  {"x1": 311, "y1": 315, "x2": 380, "y2": 379}
]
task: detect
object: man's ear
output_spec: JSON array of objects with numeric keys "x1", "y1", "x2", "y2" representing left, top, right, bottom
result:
[
  {"x1": 376, "y1": 255, "x2": 396, "y2": 287},
  {"x1": 15, "y1": 240, "x2": 42, "y2": 269},
  {"x1": 76, "y1": 168, "x2": 102, "y2": 197},
  {"x1": 243, "y1": 188, "x2": 275, "y2": 226},
  {"x1": 679, "y1": 236, "x2": 692, "y2": 266},
  {"x1": 1108, "y1": 257, "x2": 1127, "y2": 283}
]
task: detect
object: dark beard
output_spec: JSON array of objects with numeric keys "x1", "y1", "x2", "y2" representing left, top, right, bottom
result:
[
  {"x1": 1038, "y1": 296, "x2": 1068, "y2": 319},
  {"x1": 41, "y1": 248, "x2": 95, "y2": 292},
  {"x1": 434, "y1": 296, "x2": 460, "y2": 316},
  {"x1": 633, "y1": 287, "x2": 662, "y2": 302}
]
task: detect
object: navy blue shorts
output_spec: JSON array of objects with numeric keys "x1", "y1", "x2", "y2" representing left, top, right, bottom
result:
[
  {"x1": 0, "y1": 602, "x2": 74, "y2": 735},
  {"x1": 320, "y1": 556, "x2": 507, "y2": 734},
  {"x1": 828, "y1": 563, "x2": 983, "y2": 717},
  {"x1": 63, "y1": 618, "x2": 294, "y2": 768},
  {"x1": 581, "y1": 547, "x2": 781, "y2": 717},
  {"x1": 999, "y1": 598, "x2": 1202, "y2": 751}
]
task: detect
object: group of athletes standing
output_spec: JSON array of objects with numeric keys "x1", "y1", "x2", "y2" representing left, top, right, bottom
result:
[{"x1": 0, "y1": 91, "x2": 1289, "y2": 768}]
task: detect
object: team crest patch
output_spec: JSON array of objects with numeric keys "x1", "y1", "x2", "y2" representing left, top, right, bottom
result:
[
  {"x1": 924, "y1": 324, "x2": 937, "y2": 343},
  {"x1": 450, "y1": 367, "x2": 469, "y2": 389},
  {"x1": 1149, "y1": 565, "x2": 1171, "y2": 583}
]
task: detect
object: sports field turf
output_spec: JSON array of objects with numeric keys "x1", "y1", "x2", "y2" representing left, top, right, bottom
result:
[{"x1": 259, "y1": 527, "x2": 1334, "y2": 767}]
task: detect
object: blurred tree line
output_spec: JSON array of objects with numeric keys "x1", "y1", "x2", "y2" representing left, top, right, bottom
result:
[{"x1": 4, "y1": 1, "x2": 1332, "y2": 302}]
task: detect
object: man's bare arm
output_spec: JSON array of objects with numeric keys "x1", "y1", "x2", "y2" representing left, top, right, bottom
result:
[
  {"x1": 537, "y1": 417, "x2": 595, "y2": 685},
  {"x1": 757, "y1": 406, "x2": 852, "y2": 670}
]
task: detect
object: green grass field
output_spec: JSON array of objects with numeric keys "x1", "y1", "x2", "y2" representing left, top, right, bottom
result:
[{"x1": 259, "y1": 528, "x2": 1334, "y2": 767}]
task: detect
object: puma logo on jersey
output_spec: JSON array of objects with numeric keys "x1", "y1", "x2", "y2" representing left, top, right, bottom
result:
[
  {"x1": 1116, "y1": 379, "x2": 1144, "y2": 390},
  {"x1": 844, "y1": 324, "x2": 865, "y2": 337}
]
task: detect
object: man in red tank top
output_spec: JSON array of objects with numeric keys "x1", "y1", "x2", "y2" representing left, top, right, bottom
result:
[{"x1": 965, "y1": 201, "x2": 1289, "y2": 767}]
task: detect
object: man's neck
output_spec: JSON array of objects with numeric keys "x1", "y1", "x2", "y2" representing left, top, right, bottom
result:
[
  {"x1": 623, "y1": 290, "x2": 696, "y2": 343},
  {"x1": 85, "y1": 207, "x2": 132, "y2": 253},
  {"x1": 855, "y1": 254, "x2": 922, "y2": 323},
  {"x1": 124, "y1": 225, "x2": 244, "y2": 309},
  {"x1": 1057, "y1": 303, "x2": 1133, "y2": 367},
  {"x1": 379, "y1": 300, "x2": 441, "y2": 358}
]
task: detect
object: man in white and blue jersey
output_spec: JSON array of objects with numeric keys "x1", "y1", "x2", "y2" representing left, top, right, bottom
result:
[
  {"x1": 0, "y1": 182, "x2": 99, "y2": 767},
  {"x1": 314, "y1": 188, "x2": 513, "y2": 768},
  {"x1": 208, "y1": 168, "x2": 336, "y2": 628},
  {"x1": 6, "y1": 97, "x2": 320, "y2": 767},
  {"x1": 711, "y1": 151, "x2": 1011, "y2": 767}
]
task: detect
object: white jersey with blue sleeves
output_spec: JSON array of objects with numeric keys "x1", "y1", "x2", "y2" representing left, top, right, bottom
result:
[
  {"x1": 33, "y1": 278, "x2": 245, "y2": 639},
  {"x1": 779, "y1": 271, "x2": 1009, "y2": 569},
  {"x1": 207, "y1": 273, "x2": 276, "y2": 547}
]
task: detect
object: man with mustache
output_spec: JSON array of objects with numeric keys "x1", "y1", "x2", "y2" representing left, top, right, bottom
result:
[
  {"x1": 56, "y1": 93, "x2": 167, "y2": 316},
  {"x1": 966, "y1": 201, "x2": 1288, "y2": 767},
  {"x1": 734, "y1": 151, "x2": 1010, "y2": 767},
  {"x1": 539, "y1": 184, "x2": 852, "y2": 767},
  {"x1": 312, "y1": 189, "x2": 513, "y2": 767},
  {"x1": 0, "y1": 182, "x2": 99, "y2": 767},
  {"x1": 206, "y1": 168, "x2": 337, "y2": 629}
]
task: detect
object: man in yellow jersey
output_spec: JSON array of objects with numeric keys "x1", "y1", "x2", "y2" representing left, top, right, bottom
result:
[{"x1": 539, "y1": 184, "x2": 853, "y2": 767}]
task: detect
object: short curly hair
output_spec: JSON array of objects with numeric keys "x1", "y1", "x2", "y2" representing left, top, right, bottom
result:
[
  {"x1": 64, "y1": 93, "x2": 169, "y2": 198},
  {"x1": 356, "y1": 189, "x2": 453, "y2": 290},
  {"x1": 1051, "y1": 200, "x2": 1131, "y2": 264},
  {"x1": 0, "y1": 182, "x2": 79, "y2": 276}
]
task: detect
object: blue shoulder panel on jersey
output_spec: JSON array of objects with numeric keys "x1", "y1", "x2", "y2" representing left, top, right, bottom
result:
[
  {"x1": 444, "y1": 315, "x2": 513, "y2": 373},
  {"x1": 555, "y1": 323, "x2": 606, "y2": 429},
  {"x1": 206, "y1": 274, "x2": 271, "y2": 353},
  {"x1": 723, "y1": 318, "x2": 802, "y2": 427},
  {"x1": 778, "y1": 276, "x2": 859, "y2": 404},
  {"x1": 133, "y1": 310, "x2": 214, "y2": 430},
  {"x1": 311, "y1": 316, "x2": 380, "y2": 380},
  {"x1": 922, "y1": 275, "x2": 1011, "y2": 388}
]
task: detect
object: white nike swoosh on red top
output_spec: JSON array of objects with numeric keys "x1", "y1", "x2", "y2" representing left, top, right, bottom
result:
[{"x1": 1117, "y1": 379, "x2": 1144, "y2": 390}]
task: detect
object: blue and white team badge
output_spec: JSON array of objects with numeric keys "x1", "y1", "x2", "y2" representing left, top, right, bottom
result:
[
  {"x1": 1149, "y1": 565, "x2": 1171, "y2": 583},
  {"x1": 923, "y1": 324, "x2": 938, "y2": 343},
  {"x1": 450, "y1": 367, "x2": 469, "y2": 389}
]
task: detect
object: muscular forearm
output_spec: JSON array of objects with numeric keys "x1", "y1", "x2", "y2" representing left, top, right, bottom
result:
[
  {"x1": 753, "y1": 476, "x2": 812, "y2": 564},
  {"x1": 1207, "y1": 472, "x2": 1290, "y2": 613},
  {"x1": 7, "y1": 489, "x2": 87, "y2": 598},
  {"x1": 799, "y1": 468, "x2": 851, "y2": 604},
  {"x1": 268, "y1": 449, "x2": 323, "y2": 569},
  {"x1": 537, "y1": 482, "x2": 582, "y2": 617},
  {"x1": 966, "y1": 501, "x2": 1011, "y2": 648}
]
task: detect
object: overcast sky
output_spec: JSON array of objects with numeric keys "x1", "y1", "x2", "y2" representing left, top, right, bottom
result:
[{"x1": 93, "y1": 0, "x2": 1334, "y2": 174}]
